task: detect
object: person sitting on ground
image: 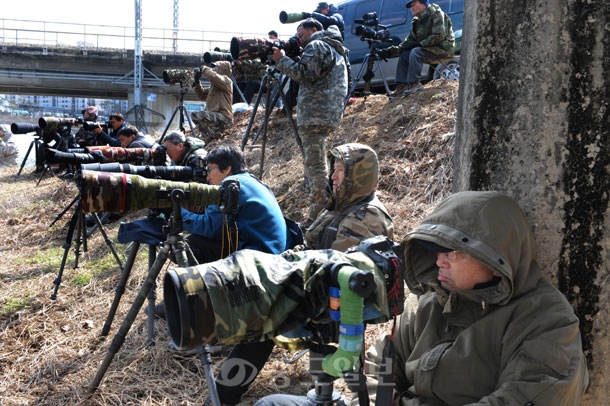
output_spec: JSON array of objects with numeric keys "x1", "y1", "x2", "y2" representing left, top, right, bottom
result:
[
  {"x1": 162, "y1": 129, "x2": 208, "y2": 177},
  {"x1": 378, "y1": 0, "x2": 455, "y2": 96},
  {"x1": 213, "y1": 143, "x2": 394, "y2": 406},
  {"x1": 180, "y1": 144, "x2": 287, "y2": 264},
  {"x1": 117, "y1": 125, "x2": 158, "y2": 149},
  {"x1": 255, "y1": 191, "x2": 589, "y2": 406},
  {"x1": 191, "y1": 61, "x2": 234, "y2": 140},
  {"x1": 95, "y1": 112, "x2": 127, "y2": 147}
]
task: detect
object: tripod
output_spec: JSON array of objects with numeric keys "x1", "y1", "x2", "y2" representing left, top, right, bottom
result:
[
  {"x1": 160, "y1": 86, "x2": 197, "y2": 141},
  {"x1": 241, "y1": 67, "x2": 304, "y2": 179},
  {"x1": 49, "y1": 194, "x2": 124, "y2": 300},
  {"x1": 17, "y1": 134, "x2": 57, "y2": 185},
  {"x1": 344, "y1": 40, "x2": 393, "y2": 110},
  {"x1": 86, "y1": 189, "x2": 220, "y2": 406}
]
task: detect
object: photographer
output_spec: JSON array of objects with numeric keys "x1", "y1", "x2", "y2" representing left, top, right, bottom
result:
[
  {"x1": 255, "y1": 191, "x2": 588, "y2": 406},
  {"x1": 117, "y1": 125, "x2": 158, "y2": 149},
  {"x1": 74, "y1": 106, "x2": 102, "y2": 147},
  {"x1": 213, "y1": 143, "x2": 394, "y2": 406},
  {"x1": 191, "y1": 61, "x2": 234, "y2": 140},
  {"x1": 308, "y1": 2, "x2": 345, "y2": 39},
  {"x1": 162, "y1": 129, "x2": 208, "y2": 176},
  {"x1": 272, "y1": 19, "x2": 348, "y2": 221},
  {"x1": 180, "y1": 144, "x2": 287, "y2": 264},
  {"x1": 378, "y1": 0, "x2": 455, "y2": 96},
  {"x1": 95, "y1": 112, "x2": 127, "y2": 147}
]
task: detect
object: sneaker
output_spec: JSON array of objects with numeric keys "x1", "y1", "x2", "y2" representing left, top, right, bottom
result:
[
  {"x1": 391, "y1": 83, "x2": 409, "y2": 96},
  {"x1": 402, "y1": 82, "x2": 424, "y2": 96}
]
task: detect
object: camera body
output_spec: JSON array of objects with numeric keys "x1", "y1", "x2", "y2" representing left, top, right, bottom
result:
[{"x1": 354, "y1": 12, "x2": 391, "y2": 43}]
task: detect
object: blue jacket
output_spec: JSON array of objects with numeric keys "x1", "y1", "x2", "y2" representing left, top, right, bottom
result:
[{"x1": 181, "y1": 172, "x2": 287, "y2": 254}]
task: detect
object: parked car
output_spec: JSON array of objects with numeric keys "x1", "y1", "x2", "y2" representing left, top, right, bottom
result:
[{"x1": 338, "y1": 0, "x2": 463, "y2": 91}]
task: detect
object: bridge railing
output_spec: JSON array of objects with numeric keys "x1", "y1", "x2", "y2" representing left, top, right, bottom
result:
[{"x1": 0, "y1": 18, "x2": 265, "y2": 55}]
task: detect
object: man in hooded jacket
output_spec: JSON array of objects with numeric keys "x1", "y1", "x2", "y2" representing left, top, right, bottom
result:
[
  {"x1": 191, "y1": 60, "x2": 234, "y2": 138},
  {"x1": 253, "y1": 191, "x2": 588, "y2": 406},
  {"x1": 272, "y1": 19, "x2": 348, "y2": 221},
  {"x1": 361, "y1": 191, "x2": 588, "y2": 405}
]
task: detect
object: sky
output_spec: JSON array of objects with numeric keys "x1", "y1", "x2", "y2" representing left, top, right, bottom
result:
[{"x1": 1, "y1": 0, "x2": 322, "y2": 52}]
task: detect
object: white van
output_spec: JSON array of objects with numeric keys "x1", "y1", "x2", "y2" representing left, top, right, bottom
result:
[{"x1": 338, "y1": 0, "x2": 464, "y2": 90}]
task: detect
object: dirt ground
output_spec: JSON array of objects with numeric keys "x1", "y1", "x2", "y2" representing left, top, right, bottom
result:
[{"x1": 0, "y1": 80, "x2": 457, "y2": 405}]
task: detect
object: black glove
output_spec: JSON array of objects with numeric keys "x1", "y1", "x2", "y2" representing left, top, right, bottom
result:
[
  {"x1": 403, "y1": 42, "x2": 421, "y2": 52},
  {"x1": 192, "y1": 67, "x2": 202, "y2": 87},
  {"x1": 377, "y1": 48, "x2": 391, "y2": 60},
  {"x1": 302, "y1": 11, "x2": 312, "y2": 19}
]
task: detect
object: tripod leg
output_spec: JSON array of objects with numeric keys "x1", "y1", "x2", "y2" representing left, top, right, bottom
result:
[
  {"x1": 254, "y1": 87, "x2": 275, "y2": 178},
  {"x1": 51, "y1": 201, "x2": 82, "y2": 300},
  {"x1": 17, "y1": 140, "x2": 35, "y2": 177},
  {"x1": 343, "y1": 56, "x2": 370, "y2": 112},
  {"x1": 90, "y1": 213, "x2": 124, "y2": 271},
  {"x1": 101, "y1": 241, "x2": 140, "y2": 336},
  {"x1": 145, "y1": 244, "x2": 157, "y2": 347},
  {"x1": 276, "y1": 87, "x2": 304, "y2": 160},
  {"x1": 376, "y1": 60, "x2": 393, "y2": 100},
  {"x1": 87, "y1": 242, "x2": 172, "y2": 395},
  {"x1": 241, "y1": 75, "x2": 267, "y2": 150}
]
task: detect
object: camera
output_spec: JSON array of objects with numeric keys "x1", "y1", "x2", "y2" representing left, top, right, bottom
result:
[
  {"x1": 162, "y1": 68, "x2": 196, "y2": 88},
  {"x1": 11, "y1": 122, "x2": 41, "y2": 135},
  {"x1": 354, "y1": 12, "x2": 391, "y2": 42},
  {"x1": 230, "y1": 36, "x2": 301, "y2": 64},
  {"x1": 83, "y1": 121, "x2": 109, "y2": 131},
  {"x1": 46, "y1": 145, "x2": 167, "y2": 166},
  {"x1": 80, "y1": 163, "x2": 208, "y2": 184},
  {"x1": 38, "y1": 117, "x2": 81, "y2": 131},
  {"x1": 203, "y1": 51, "x2": 233, "y2": 65},
  {"x1": 78, "y1": 170, "x2": 238, "y2": 214},
  {"x1": 279, "y1": 11, "x2": 310, "y2": 24}
]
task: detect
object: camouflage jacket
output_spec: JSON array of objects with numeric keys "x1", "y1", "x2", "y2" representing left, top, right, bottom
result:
[
  {"x1": 306, "y1": 143, "x2": 394, "y2": 251},
  {"x1": 388, "y1": 3, "x2": 455, "y2": 59},
  {"x1": 175, "y1": 136, "x2": 208, "y2": 170},
  {"x1": 193, "y1": 61, "x2": 234, "y2": 122},
  {"x1": 275, "y1": 25, "x2": 347, "y2": 128}
]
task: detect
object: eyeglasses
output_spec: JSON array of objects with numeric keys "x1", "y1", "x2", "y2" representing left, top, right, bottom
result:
[
  {"x1": 206, "y1": 165, "x2": 218, "y2": 173},
  {"x1": 437, "y1": 251, "x2": 463, "y2": 261}
]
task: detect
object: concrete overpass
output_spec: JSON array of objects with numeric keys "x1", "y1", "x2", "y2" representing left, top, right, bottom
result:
[
  {"x1": 0, "y1": 44, "x2": 210, "y2": 131},
  {"x1": 0, "y1": 18, "x2": 267, "y2": 132}
]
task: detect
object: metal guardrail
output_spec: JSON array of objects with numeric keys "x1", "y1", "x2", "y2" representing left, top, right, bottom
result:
[{"x1": 0, "y1": 18, "x2": 265, "y2": 55}]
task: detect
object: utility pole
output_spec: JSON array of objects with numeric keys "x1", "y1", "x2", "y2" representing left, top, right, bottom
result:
[
  {"x1": 132, "y1": 0, "x2": 147, "y2": 132},
  {"x1": 173, "y1": 0, "x2": 179, "y2": 53}
]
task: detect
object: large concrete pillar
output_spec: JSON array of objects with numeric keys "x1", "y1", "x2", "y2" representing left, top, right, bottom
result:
[{"x1": 454, "y1": 1, "x2": 610, "y2": 402}]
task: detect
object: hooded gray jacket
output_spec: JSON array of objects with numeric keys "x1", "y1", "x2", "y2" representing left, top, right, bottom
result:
[{"x1": 362, "y1": 191, "x2": 588, "y2": 405}]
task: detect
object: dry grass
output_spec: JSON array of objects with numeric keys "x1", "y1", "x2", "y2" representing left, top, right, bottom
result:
[{"x1": 0, "y1": 80, "x2": 457, "y2": 405}]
